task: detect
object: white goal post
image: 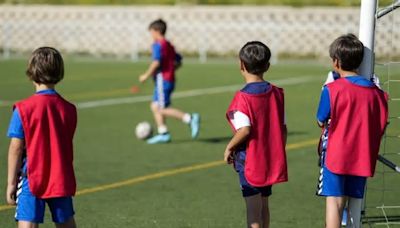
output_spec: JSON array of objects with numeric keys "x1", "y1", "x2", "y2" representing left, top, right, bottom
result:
[{"x1": 358, "y1": 0, "x2": 377, "y2": 80}]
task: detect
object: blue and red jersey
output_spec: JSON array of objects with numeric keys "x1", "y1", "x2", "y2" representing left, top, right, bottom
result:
[
  {"x1": 226, "y1": 83, "x2": 288, "y2": 187},
  {"x1": 152, "y1": 39, "x2": 182, "y2": 83},
  {"x1": 317, "y1": 76, "x2": 388, "y2": 177},
  {"x1": 8, "y1": 89, "x2": 77, "y2": 198}
]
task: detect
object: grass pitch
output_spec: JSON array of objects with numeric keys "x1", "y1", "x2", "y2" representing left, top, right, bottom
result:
[{"x1": 0, "y1": 58, "x2": 398, "y2": 227}]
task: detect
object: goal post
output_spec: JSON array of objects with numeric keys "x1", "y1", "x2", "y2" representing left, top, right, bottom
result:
[{"x1": 358, "y1": 0, "x2": 377, "y2": 80}]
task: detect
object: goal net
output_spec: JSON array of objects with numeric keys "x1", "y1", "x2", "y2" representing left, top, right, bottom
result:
[{"x1": 363, "y1": 1, "x2": 400, "y2": 227}]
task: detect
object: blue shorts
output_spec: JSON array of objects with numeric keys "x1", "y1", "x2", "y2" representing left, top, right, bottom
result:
[
  {"x1": 234, "y1": 151, "x2": 272, "y2": 198},
  {"x1": 15, "y1": 176, "x2": 75, "y2": 224},
  {"x1": 153, "y1": 73, "x2": 175, "y2": 108},
  {"x1": 316, "y1": 128, "x2": 366, "y2": 198},
  {"x1": 317, "y1": 165, "x2": 366, "y2": 198}
]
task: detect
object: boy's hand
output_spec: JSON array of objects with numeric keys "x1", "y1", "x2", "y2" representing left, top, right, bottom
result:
[
  {"x1": 6, "y1": 184, "x2": 17, "y2": 205},
  {"x1": 139, "y1": 74, "x2": 149, "y2": 83},
  {"x1": 224, "y1": 148, "x2": 234, "y2": 164}
]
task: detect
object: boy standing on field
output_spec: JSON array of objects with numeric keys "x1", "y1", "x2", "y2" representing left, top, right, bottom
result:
[
  {"x1": 224, "y1": 41, "x2": 288, "y2": 228},
  {"x1": 6, "y1": 47, "x2": 77, "y2": 228},
  {"x1": 139, "y1": 19, "x2": 200, "y2": 144},
  {"x1": 316, "y1": 34, "x2": 388, "y2": 228}
]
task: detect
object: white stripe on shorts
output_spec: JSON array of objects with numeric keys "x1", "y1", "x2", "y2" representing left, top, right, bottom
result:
[{"x1": 156, "y1": 73, "x2": 166, "y2": 108}]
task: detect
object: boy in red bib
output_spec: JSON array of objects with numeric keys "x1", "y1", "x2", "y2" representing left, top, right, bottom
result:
[
  {"x1": 224, "y1": 41, "x2": 288, "y2": 228},
  {"x1": 316, "y1": 34, "x2": 388, "y2": 228},
  {"x1": 6, "y1": 47, "x2": 77, "y2": 228}
]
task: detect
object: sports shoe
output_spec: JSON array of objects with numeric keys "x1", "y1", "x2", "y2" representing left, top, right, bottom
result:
[
  {"x1": 147, "y1": 133, "x2": 171, "y2": 144},
  {"x1": 341, "y1": 209, "x2": 347, "y2": 226},
  {"x1": 190, "y1": 113, "x2": 200, "y2": 139}
]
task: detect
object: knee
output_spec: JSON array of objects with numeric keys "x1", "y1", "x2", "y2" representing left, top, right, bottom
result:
[{"x1": 150, "y1": 103, "x2": 159, "y2": 112}]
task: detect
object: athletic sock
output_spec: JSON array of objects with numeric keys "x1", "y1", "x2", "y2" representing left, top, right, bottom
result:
[
  {"x1": 158, "y1": 125, "x2": 168, "y2": 134},
  {"x1": 182, "y1": 113, "x2": 192, "y2": 124}
]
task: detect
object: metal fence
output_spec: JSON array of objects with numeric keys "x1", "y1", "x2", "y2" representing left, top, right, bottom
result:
[{"x1": 0, "y1": 5, "x2": 399, "y2": 61}]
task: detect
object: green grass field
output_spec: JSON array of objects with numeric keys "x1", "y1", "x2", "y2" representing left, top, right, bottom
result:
[{"x1": 0, "y1": 58, "x2": 398, "y2": 227}]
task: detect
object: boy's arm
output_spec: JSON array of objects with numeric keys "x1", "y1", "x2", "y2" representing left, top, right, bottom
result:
[
  {"x1": 7, "y1": 138, "x2": 24, "y2": 205},
  {"x1": 316, "y1": 86, "x2": 331, "y2": 127},
  {"x1": 139, "y1": 60, "x2": 160, "y2": 83},
  {"x1": 224, "y1": 126, "x2": 251, "y2": 164}
]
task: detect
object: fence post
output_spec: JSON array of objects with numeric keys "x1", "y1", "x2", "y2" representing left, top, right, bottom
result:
[
  {"x1": 198, "y1": 27, "x2": 207, "y2": 63},
  {"x1": 2, "y1": 22, "x2": 11, "y2": 59}
]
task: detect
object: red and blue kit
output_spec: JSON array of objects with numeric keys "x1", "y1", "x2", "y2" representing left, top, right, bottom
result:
[
  {"x1": 316, "y1": 76, "x2": 388, "y2": 198},
  {"x1": 8, "y1": 90, "x2": 77, "y2": 223},
  {"x1": 15, "y1": 93, "x2": 77, "y2": 198},
  {"x1": 152, "y1": 38, "x2": 182, "y2": 108},
  {"x1": 325, "y1": 78, "x2": 388, "y2": 177},
  {"x1": 226, "y1": 83, "x2": 288, "y2": 192}
]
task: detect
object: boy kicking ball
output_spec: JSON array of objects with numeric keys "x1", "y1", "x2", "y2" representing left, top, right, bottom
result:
[
  {"x1": 6, "y1": 47, "x2": 77, "y2": 228},
  {"x1": 224, "y1": 41, "x2": 288, "y2": 228},
  {"x1": 138, "y1": 19, "x2": 200, "y2": 144},
  {"x1": 316, "y1": 34, "x2": 388, "y2": 228}
]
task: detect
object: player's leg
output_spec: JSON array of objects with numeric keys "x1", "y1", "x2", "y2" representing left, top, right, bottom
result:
[
  {"x1": 261, "y1": 196, "x2": 270, "y2": 228},
  {"x1": 146, "y1": 79, "x2": 171, "y2": 144},
  {"x1": 16, "y1": 176, "x2": 45, "y2": 228},
  {"x1": 157, "y1": 75, "x2": 200, "y2": 138},
  {"x1": 245, "y1": 194, "x2": 263, "y2": 228},
  {"x1": 18, "y1": 221, "x2": 39, "y2": 228},
  {"x1": 326, "y1": 196, "x2": 347, "y2": 228},
  {"x1": 150, "y1": 102, "x2": 167, "y2": 133},
  {"x1": 237, "y1": 158, "x2": 271, "y2": 228},
  {"x1": 47, "y1": 197, "x2": 76, "y2": 228},
  {"x1": 159, "y1": 107, "x2": 185, "y2": 120},
  {"x1": 317, "y1": 157, "x2": 348, "y2": 228},
  {"x1": 160, "y1": 108, "x2": 200, "y2": 139},
  {"x1": 54, "y1": 217, "x2": 76, "y2": 228},
  {"x1": 16, "y1": 158, "x2": 45, "y2": 228}
]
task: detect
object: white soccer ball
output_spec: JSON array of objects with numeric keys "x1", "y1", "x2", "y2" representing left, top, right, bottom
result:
[{"x1": 135, "y1": 122, "x2": 153, "y2": 140}]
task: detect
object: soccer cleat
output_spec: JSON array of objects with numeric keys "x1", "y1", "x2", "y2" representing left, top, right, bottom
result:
[
  {"x1": 147, "y1": 133, "x2": 171, "y2": 144},
  {"x1": 190, "y1": 113, "x2": 200, "y2": 139},
  {"x1": 341, "y1": 209, "x2": 347, "y2": 226}
]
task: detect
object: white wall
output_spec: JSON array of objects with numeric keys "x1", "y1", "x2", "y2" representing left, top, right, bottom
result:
[{"x1": 0, "y1": 6, "x2": 398, "y2": 60}]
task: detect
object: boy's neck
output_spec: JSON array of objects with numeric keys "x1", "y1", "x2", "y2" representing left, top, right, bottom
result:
[
  {"x1": 244, "y1": 73, "x2": 264, "y2": 84},
  {"x1": 155, "y1": 36, "x2": 165, "y2": 41},
  {"x1": 338, "y1": 70, "x2": 358, "y2": 78},
  {"x1": 35, "y1": 83, "x2": 55, "y2": 92}
]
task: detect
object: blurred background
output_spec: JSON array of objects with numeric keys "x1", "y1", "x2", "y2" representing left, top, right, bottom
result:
[
  {"x1": 0, "y1": 1, "x2": 398, "y2": 61},
  {"x1": 0, "y1": 1, "x2": 399, "y2": 227}
]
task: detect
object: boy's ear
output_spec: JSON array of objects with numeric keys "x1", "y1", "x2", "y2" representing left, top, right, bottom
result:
[
  {"x1": 333, "y1": 58, "x2": 340, "y2": 70},
  {"x1": 239, "y1": 60, "x2": 246, "y2": 72}
]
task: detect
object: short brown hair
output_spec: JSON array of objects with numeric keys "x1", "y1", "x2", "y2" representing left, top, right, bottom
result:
[
  {"x1": 148, "y1": 19, "x2": 167, "y2": 35},
  {"x1": 329, "y1": 34, "x2": 364, "y2": 71},
  {"x1": 239, "y1": 41, "x2": 271, "y2": 75},
  {"x1": 26, "y1": 47, "x2": 64, "y2": 84}
]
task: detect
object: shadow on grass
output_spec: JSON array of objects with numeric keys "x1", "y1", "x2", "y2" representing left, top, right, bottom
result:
[{"x1": 171, "y1": 131, "x2": 307, "y2": 144}]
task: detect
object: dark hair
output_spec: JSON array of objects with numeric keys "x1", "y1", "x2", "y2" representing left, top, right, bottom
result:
[
  {"x1": 149, "y1": 19, "x2": 167, "y2": 35},
  {"x1": 26, "y1": 47, "x2": 64, "y2": 84},
  {"x1": 239, "y1": 41, "x2": 271, "y2": 75},
  {"x1": 329, "y1": 34, "x2": 364, "y2": 71}
]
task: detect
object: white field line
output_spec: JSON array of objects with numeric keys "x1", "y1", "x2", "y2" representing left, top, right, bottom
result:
[{"x1": 76, "y1": 77, "x2": 315, "y2": 109}]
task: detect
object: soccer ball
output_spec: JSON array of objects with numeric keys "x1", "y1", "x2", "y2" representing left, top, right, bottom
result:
[{"x1": 135, "y1": 122, "x2": 153, "y2": 140}]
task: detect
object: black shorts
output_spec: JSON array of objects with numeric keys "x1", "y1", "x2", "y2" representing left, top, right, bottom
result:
[
  {"x1": 238, "y1": 169, "x2": 272, "y2": 197},
  {"x1": 235, "y1": 151, "x2": 272, "y2": 197}
]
